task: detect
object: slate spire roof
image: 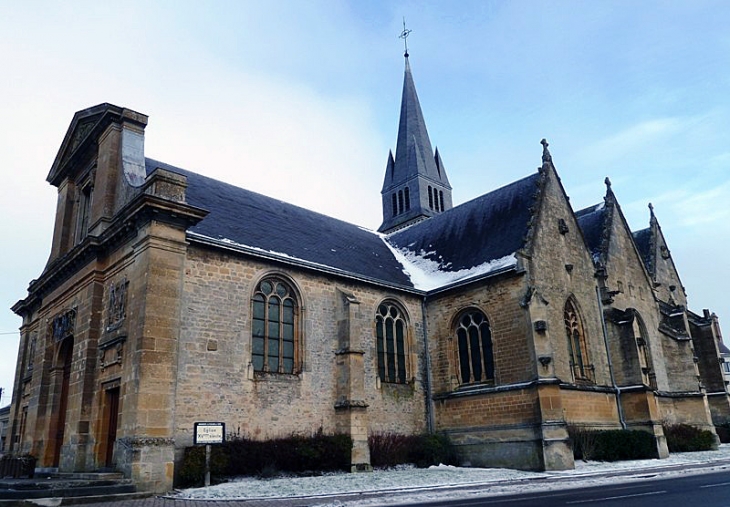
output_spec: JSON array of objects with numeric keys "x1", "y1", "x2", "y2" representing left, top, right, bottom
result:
[
  {"x1": 379, "y1": 55, "x2": 453, "y2": 232},
  {"x1": 391, "y1": 56, "x2": 445, "y2": 187}
]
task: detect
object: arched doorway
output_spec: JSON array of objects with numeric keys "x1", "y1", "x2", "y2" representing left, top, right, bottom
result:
[{"x1": 51, "y1": 337, "x2": 73, "y2": 467}]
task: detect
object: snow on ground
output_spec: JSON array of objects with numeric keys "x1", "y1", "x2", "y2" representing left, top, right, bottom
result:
[{"x1": 170, "y1": 445, "x2": 730, "y2": 505}]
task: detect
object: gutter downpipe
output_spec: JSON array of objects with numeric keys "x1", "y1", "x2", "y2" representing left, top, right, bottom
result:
[
  {"x1": 421, "y1": 296, "x2": 435, "y2": 434},
  {"x1": 596, "y1": 286, "x2": 627, "y2": 429}
]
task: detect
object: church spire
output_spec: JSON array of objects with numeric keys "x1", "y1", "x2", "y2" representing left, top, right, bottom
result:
[{"x1": 378, "y1": 30, "x2": 452, "y2": 233}]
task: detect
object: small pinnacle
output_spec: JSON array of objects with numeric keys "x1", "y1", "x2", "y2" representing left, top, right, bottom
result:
[
  {"x1": 540, "y1": 139, "x2": 552, "y2": 164},
  {"x1": 604, "y1": 177, "x2": 612, "y2": 188}
]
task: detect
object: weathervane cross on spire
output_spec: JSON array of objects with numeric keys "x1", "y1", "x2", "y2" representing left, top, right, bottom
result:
[{"x1": 399, "y1": 18, "x2": 412, "y2": 57}]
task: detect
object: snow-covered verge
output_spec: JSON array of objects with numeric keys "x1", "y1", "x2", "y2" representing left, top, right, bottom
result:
[{"x1": 170, "y1": 444, "x2": 730, "y2": 505}]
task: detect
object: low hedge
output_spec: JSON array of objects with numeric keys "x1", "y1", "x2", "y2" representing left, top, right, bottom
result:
[
  {"x1": 568, "y1": 426, "x2": 656, "y2": 462},
  {"x1": 368, "y1": 432, "x2": 459, "y2": 468},
  {"x1": 663, "y1": 423, "x2": 716, "y2": 452},
  {"x1": 224, "y1": 432, "x2": 352, "y2": 476},
  {"x1": 177, "y1": 431, "x2": 352, "y2": 487}
]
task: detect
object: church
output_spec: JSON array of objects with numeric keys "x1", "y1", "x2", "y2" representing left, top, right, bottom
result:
[{"x1": 8, "y1": 52, "x2": 729, "y2": 493}]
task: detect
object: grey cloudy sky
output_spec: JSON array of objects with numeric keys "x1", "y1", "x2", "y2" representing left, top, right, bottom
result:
[{"x1": 1, "y1": 0, "x2": 729, "y2": 402}]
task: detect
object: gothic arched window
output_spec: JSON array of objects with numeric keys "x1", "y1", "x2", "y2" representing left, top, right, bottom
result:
[
  {"x1": 252, "y1": 276, "x2": 300, "y2": 374},
  {"x1": 404, "y1": 187, "x2": 411, "y2": 211},
  {"x1": 564, "y1": 298, "x2": 593, "y2": 382},
  {"x1": 375, "y1": 301, "x2": 408, "y2": 383},
  {"x1": 456, "y1": 309, "x2": 494, "y2": 384},
  {"x1": 392, "y1": 193, "x2": 398, "y2": 217}
]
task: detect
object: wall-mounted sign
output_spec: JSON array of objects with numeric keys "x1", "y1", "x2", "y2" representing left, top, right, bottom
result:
[{"x1": 194, "y1": 422, "x2": 225, "y2": 445}]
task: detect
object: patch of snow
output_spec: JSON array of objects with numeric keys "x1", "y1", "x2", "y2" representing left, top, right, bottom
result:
[
  {"x1": 382, "y1": 239, "x2": 517, "y2": 291},
  {"x1": 170, "y1": 445, "x2": 730, "y2": 505}
]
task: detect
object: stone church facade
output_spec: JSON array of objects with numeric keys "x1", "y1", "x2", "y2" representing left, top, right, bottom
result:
[{"x1": 8, "y1": 55, "x2": 729, "y2": 492}]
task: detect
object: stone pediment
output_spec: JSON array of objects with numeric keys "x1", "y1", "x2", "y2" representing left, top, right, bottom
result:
[{"x1": 46, "y1": 103, "x2": 147, "y2": 186}]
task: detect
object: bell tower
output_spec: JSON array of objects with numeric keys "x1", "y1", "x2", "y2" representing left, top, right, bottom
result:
[{"x1": 378, "y1": 35, "x2": 452, "y2": 233}]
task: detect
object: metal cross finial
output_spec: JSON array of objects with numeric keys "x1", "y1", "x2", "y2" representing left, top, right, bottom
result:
[{"x1": 399, "y1": 18, "x2": 412, "y2": 57}]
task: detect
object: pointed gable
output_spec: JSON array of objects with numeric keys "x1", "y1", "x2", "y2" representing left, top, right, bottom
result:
[
  {"x1": 47, "y1": 103, "x2": 148, "y2": 187},
  {"x1": 579, "y1": 180, "x2": 657, "y2": 303},
  {"x1": 636, "y1": 205, "x2": 687, "y2": 307}
]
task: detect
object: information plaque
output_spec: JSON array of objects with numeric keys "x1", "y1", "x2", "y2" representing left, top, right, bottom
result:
[{"x1": 194, "y1": 422, "x2": 225, "y2": 445}]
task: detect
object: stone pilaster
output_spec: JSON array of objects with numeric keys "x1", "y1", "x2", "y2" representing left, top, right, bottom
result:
[
  {"x1": 117, "y1": 220, "x2": 189, "y2": 492},
  {"x1": 334, "y1": 288, "x2": 371, "y2": 471},
  {"x1": 536, "y1": 383, "x2": 573, "y2": 470}
]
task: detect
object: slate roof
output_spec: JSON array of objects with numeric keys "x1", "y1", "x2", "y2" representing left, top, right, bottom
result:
[
  {"x1": 145, "y1": 159, "x2": 414, "y2": 288},
  {"x1": 387, "y1": 172, "x2": 541, "y2": 272},
  {"x1": 384, "y1": 56, "x2": 450, "y2": 192},
  {"x1": 632, "y1": 227, "x2": 654, "y2": 276},
  {"x1": 145, "y1": 159, "x2": 539, "y2": 291},
  {"x1": 575, "y1": 203, "x2": 607, "y2": 259}
]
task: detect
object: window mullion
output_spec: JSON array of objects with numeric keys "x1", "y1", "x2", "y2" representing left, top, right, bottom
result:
[
  {"x1": 465, "y1": 326, "x2": 474, "y2": 383},
  {"x1": 278, "y1": 297, "x2": 284, "y2": 373},
  {"x1": 477, "y1": 326, "x2": 487, "y2": 382},
  {"x1": 263, "y1": 294, "x2": 269, "y2": 372}
]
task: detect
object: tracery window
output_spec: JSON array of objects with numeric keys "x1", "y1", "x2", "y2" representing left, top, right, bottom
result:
[
  {"x1": 456, "y1": 309, "x2": 494, "y2": 384},
  {"x1": 564, "y1": 298, "x2": 593, "y2": 382},
  {"x1": 252, "y1": 276, "x2": 300, "y2": 374},
  {"x1": 375, "y1": 301, "x2": 408, "y2": 383}
]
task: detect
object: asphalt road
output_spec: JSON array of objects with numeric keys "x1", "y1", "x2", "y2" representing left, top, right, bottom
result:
[{"x1": 414, "y1": 470, "x2": 730, "y2": 507}]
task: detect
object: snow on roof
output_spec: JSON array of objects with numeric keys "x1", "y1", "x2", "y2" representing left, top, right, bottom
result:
[{"x1": 384, "y1": 239, "x2": 517, "y2": 291}]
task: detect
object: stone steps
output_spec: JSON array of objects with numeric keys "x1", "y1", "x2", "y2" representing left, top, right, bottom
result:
[{"x1": 0, "y1": 472, "x2": 150, "y2": 504}]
